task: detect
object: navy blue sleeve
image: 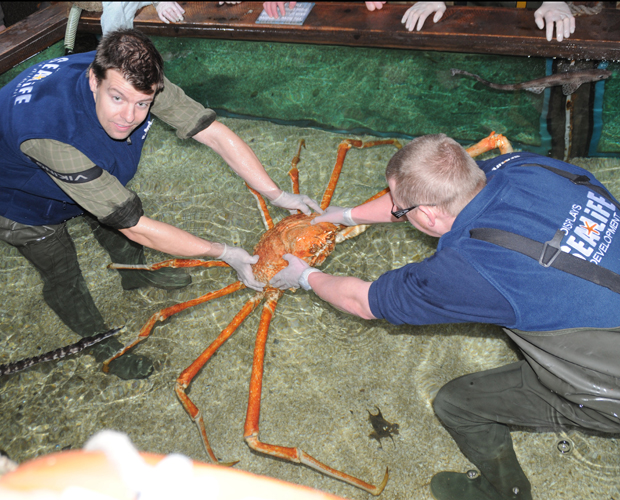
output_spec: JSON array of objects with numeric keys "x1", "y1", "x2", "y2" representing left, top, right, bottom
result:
[{"x1": 368, "y1": 248, "x2": 516, "y2": 326}]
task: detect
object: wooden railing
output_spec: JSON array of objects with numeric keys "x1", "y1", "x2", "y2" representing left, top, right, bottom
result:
[{"x1": 2, "y1": 2, "x2": 620, "y2": 76}]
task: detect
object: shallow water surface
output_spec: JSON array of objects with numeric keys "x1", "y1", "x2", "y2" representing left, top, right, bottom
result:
[{"x1": 0, "y1": 117, "x2": 619, "y2": 499}]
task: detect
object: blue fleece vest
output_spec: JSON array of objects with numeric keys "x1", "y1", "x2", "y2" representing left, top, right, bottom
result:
[
  {"x1": 439, "y1": 152, "x2": 620, "y2": 331},
  {"x1": 0, "y1": 51, "x2": 151, "y2": 225}
]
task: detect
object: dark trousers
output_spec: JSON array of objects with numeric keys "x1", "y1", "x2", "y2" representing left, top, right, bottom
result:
[
  {"x1": 0, "y1": 214, "x2": 140, "y2": 338},
  {"x1": 0, "y1": 213, "x2": 188, "y2": 338},
  {"x1": 433, "y1": 360, "x2": 620, "y2": 497},
  {"x1": 13, "y1": 222, "x2": 107, "y2": 337}
]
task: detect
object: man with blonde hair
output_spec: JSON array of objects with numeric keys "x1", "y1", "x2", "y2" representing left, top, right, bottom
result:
[
  {"x1": 386, "y1": 133, "x2": 486, "y2": 218},
  {"x1": 271, "y1": 134, "x2": 620, "y2": 500}
]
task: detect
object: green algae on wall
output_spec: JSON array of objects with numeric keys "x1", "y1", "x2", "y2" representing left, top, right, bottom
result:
[{"x1": 151, "y1": 36, "x2": 546, "y2": 147}]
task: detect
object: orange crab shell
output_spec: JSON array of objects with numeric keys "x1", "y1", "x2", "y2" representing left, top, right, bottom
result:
[{"x1": 252, "y1": 213, "x2": 339, "y2": 285}]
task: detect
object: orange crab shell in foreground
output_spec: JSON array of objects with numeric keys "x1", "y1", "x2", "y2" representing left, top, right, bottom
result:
[{"x1": 252, "y1": 213, "x2": 339, "y2": 285}]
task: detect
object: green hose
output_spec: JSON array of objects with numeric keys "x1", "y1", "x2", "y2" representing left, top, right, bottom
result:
[{"x1": 64, "y1": 5, "x2": 83, "y2": 54}]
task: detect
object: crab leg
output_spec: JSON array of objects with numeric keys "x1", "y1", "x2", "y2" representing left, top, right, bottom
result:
[
  {"x1": 320, "y1": 140, "x2": 358, "y2": 211},
  {"x1": 249, "y1": 139, "x2": 308, "y2": 230},
  {"x1": 362, "y1": 187, "x2": 390, "y2": 205},
  {"x1": 108, "y1": 259, "x2": 229, "y2": 271},
  {"x1": 243, "y1": 291, "x2": 389, "y2": 496},
  {"x1": 175, "y1": 293, "x2": 263, "y2": 464},
  {"x1": 103, "y1": 281, "x2": 245, "y2": 372},
  {"x1": 247, "y1": 185, "x2": 275, "y2": 231},
  {"x1": 321, "y1": 139, "x2": 402, "y2": 210},
  {"x1": 466, "y1": 131, "x2": 513, "y2": 157},
  {"x1": 288, "y1": 139, "x2": 305, "y2": 197}
]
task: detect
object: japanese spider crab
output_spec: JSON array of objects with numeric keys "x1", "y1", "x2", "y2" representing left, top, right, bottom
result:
[{"x1": 103, "y1": 131, "x2": 512, "y2": 496}]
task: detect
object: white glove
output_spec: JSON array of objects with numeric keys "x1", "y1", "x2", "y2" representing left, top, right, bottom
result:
[
  {"x1": 401, "y1": 2, "x2": 446, "y2": 32},
  {"x1": 269, "y1": 191, "x2": 323, "y2": 216},
  {"x1": 311, "y1": 206, "x2": 356, "y2": 226},
  {"x1": 218, "y1": 244, "x2": 264, "y2": 291},
  {"x1": 534, "y1": 2, "x2": 575, "y2": 42},
  {"x1": 270, "y1": 254, "x2": 322, "y2": 290},
  {"x1": 155, "y1": 2, "x2": 185, "y2": 23}
]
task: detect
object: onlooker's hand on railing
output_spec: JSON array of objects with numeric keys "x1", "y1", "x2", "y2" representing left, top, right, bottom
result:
[
  {"x1": 401, "y1": 2, "x2": 447, "y2": 32},
  {"x1": 534, "y1": 2, "x2": 575, "y2": 42}
]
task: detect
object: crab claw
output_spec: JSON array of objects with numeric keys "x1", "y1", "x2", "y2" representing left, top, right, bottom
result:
[{"x1": 466, "y1": 131, "x2": 513, "y2": 157}]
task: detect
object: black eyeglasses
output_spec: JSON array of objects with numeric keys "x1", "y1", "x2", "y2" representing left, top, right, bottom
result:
[{"x1": 391, "y1": 203, "x2": 418, "y2": 219}]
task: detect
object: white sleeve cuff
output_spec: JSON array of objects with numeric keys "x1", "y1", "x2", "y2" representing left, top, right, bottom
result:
[
  {"x1": 299, "y1": 268, "x2": 322, "y2": 291},
  {"x1": 342, "y1": 207, "x2": 357, "y2": 226}
]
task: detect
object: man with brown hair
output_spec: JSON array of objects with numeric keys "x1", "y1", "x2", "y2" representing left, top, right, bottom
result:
[
  {"x1": 0, "y1": 29, "x2": 320, "y2": 380},
  {"x1": 271, "y1": 133, "x2": 620, "y2": 499}
]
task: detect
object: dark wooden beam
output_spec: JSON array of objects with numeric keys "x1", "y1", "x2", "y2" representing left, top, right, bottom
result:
[
  {"x1": 0, "y1": 2, "x2": 68, "y2": 75},
  {"x1": 76, "y1": 2, "x2": 620, "y2": 61}
]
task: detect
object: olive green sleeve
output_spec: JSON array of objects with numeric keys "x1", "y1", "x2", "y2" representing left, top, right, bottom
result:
[
  {"x1": 151, "y1": 76, "x2": 217, "y2": 140},
  {"x1": 19, "y1": 139, "x2": 136, "y2": 219}
]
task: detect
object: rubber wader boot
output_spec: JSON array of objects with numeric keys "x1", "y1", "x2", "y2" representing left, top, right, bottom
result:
[
  {"x1": 89, "y1": 336, "x2": 153, "y2": 380},
  {"x1": 17, "y1": 225, "x2": 153, "y2": 379},
  {"x1": 431, "y1": 471, "x2": 497, "y2": 500},
  {"x1": 85, "y1": 217, "x2": 191, "y2": 291},
  {"x1": 430, "y1": 445, "x2": 532, "y2": 500}
]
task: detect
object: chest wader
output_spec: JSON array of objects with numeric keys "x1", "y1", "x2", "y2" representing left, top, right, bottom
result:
[{"x1": 430, "y1": 165, "x2": 620, "y2": 500}]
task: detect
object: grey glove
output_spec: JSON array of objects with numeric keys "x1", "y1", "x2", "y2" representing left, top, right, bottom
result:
[
  {"x1": 218, "y1": 244, "x2": 264, "y2": 291},
  {"x1": 311, "y1": 206, "x2": 356, "y2": 226},
  {"x1": 269, "y1": 191, "x2": 323, "y2": 216},
  {"x1": 270, "y1": 254, "x2": 322, "y2": 290}
]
